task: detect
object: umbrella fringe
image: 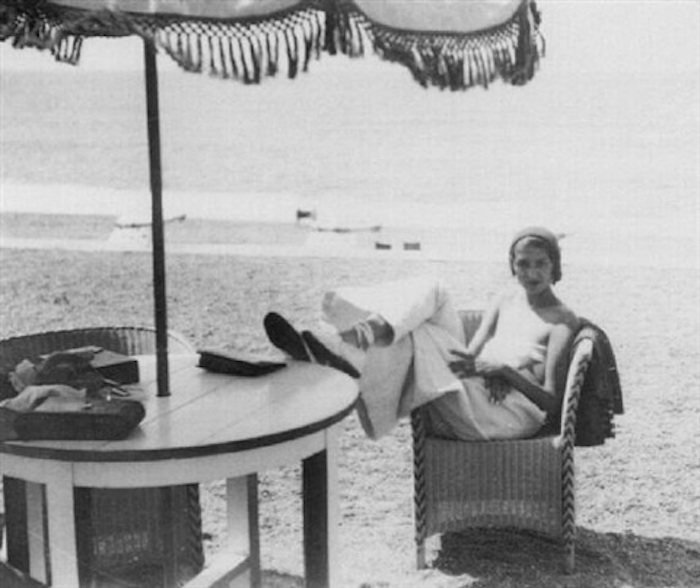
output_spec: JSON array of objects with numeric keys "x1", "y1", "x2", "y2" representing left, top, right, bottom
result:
[
  {"x1": 146, "y1": 7, "x2": 330, "y2": 83},
  {"x1": 266, "y1": 34, "x2": 278, "y2": 77},
  {"x1": 285, "y1": 26, "x2": 299, "y2": 79},
  {"x1": 56, "y1": 32, "x2": 82, "y2": 63},
  {"x1": 0, "y1": 5, "x2": 77, "y2": 63},
  {"x1": 238, "y1": 36, "x2": 252, "y2": 84},
  {"x1": 0, "y1": 1, "x2": 329, "y2": 83},
  {"x1": 1, "y1": 5, "x2": 133, "y2": 64},
  {"x1": 1, "y1": 0, "x2": 544, "y2": 89},
  {"x1": 324, "y1": 0, "x2": 367, "y2": 58},
  {"x1": 228, "y1": 39, "x2": 241, "y2": 80},
  {"x1": 341, "y1": 0, "x2": 544, "y2": 91},
  {"x1": 311, "y1": 11, "x2": 324, "y2": 58},
  {"x1": 250, "y1": 34, "x2": 263, "y2": 83}
]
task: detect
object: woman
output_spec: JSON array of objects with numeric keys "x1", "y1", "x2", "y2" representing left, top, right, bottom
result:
[{"x1": 264, "y1": 226, "x2": 579, "y2": 441}]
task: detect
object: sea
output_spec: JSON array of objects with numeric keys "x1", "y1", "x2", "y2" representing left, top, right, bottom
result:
[{"x1": 1, "y1": 4, "x2": 699, "y2": 269}]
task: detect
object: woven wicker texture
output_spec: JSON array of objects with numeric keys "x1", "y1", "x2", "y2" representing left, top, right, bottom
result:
[
  {"x1": 0, "y1": 326, "x2": 194, "y2": 369},
  {"x1": 423, "y1": 436, "x2": 563, "y2": 536},
  {"x1": 412, "y1": 311, "x2": 594, "y2": 573},
  {"x1": 1, "y1": 327, "x2": 204, "y2": 587}
]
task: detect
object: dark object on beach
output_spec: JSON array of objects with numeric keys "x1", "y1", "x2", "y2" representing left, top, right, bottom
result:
[
  {"x1": 315, "y1": 224, "x2": 383, "y2": 234},
  {"x1": 296, "y1": 208, "x2": 317, "y2": 222},
  {"x1": 115, "y1": 213, "x2": 186, "y2": 229},
  {"x1": 198, "y1": 349, "x2": 286, "y2": 377}
]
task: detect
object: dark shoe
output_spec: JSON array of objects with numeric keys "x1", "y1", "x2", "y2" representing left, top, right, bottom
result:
[
  {"x1": 264, "y1": 312, "x2": 311, "y2": 361},
  {"x1": 301, "y1": 331, "x2": 361, "y2": 379}
]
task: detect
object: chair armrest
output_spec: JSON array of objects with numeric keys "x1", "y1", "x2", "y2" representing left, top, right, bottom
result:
[
  {"x1": 558, "y1": 338, "x2": 594, "y2": 444},
  {"x1": 411, "y1": 408, "x2": 427, "y2": 453},
  {"x1": 411, "y1": 406, "x2": 429, "y2": 556}
]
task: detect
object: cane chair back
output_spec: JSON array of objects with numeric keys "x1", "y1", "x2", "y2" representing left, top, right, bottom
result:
[
  {"x1": 0, "y1": 326, "x2": 194, "y2": 371},
  {"x1": 0, "y1": 326, "x2": 204, "y2": 587},
  {"x1": 412, "y1": 311, "x2": 594, "y2": 573}
]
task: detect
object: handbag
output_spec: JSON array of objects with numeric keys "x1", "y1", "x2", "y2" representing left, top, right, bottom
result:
[{"x1": 12, "y1": 394, "x2": 146, "y2": 441}]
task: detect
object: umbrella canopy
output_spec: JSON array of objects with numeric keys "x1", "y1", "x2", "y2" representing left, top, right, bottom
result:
[{"x1": 0, "y1": 0, "x2": 545, "y2": 396}]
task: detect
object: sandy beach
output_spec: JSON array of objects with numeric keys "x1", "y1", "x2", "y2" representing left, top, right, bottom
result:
[{"x1": 1, "y1": 214, "x2": 698, "y2": 587}]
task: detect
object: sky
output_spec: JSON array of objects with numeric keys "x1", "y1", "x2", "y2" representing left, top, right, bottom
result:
[{"x1": 540, "y1": 0, "x2": 699, "y2": 75}]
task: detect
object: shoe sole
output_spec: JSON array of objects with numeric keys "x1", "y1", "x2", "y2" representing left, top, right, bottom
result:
[
  {"x1": 301, "y1": 331, "x2": 361, "y2": 379},
  {"x1": 263, "y1": 312, "x2": 311, "y2": 362}
]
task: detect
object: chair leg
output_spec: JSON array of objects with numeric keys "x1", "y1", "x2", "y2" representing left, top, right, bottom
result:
[
  {"x1": 564, "y1": 539, "x2": 575, "y2": 575},
  {"x1": 561, "y1": 447, "x2": 576, "y2": 574},
  {"x1": 416, "y1": 541, "x2": 427, "y2": 570}
]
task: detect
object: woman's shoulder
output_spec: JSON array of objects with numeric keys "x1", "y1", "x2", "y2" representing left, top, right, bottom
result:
[
  {"x1": 493, "y1": 286, "x2": 579, "y2": 332},
  {"x1": 552, "y1": 301, "x2": 580, "y2": 334}
]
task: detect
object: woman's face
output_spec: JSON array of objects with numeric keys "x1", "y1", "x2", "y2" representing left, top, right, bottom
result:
[{"x1": 512, "y1": 243, "x2": 554, "y2": 295}]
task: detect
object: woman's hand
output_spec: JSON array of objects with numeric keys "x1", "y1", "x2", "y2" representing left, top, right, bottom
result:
[
  {"x1": 474, "y1": 357, "x2": 505, "y2": 377},
  {"x1": 450, "y1": 350, "x2": 507, "y2": 379},
  {"x1": 448, "y1": 350, "x2": 476, "y2": 378},
  {"x1": 450, "y1": 350, "x2": 511, "y2": 404},
  {"x1": 486, "y1": 377, "x2": 511, "y2": 404}
]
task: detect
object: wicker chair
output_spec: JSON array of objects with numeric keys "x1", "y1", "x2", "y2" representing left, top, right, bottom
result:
[
  {"x1": 411, "y1": 311, "x2": 594, "y2": 574},
  {"x1": 0, "y1": 327, "x2": 204, "y2": 587}
]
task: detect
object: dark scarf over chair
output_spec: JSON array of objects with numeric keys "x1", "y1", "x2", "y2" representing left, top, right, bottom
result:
[{"x1": 570, "y1": 319, "x2": 624, "y2": 446}]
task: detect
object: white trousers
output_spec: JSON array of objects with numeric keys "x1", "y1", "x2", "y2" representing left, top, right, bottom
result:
[{"x1": 322, "y1": 276, "x2": 546, "y2": 441}]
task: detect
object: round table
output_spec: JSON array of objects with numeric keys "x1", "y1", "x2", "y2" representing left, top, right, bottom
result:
[{"x1": 0, "y1": 355, "x2": 359, "y2": 588}]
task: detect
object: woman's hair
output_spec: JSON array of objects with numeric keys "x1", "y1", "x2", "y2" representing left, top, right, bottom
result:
[{"x1": 509, "y1": 226, "x2": 562, "y2": 283}]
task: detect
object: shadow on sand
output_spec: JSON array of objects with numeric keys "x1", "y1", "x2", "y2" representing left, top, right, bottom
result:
[
  {"x1": 430, "y1": 526, "x2": 700, "y2": 588},
  {"x1": 2, "y1": 527, "x2": 699, "y2": 587}
]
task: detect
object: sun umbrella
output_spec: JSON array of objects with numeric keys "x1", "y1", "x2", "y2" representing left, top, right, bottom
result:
[{"x1": 0, "y1": 0, "x2": 545, "y2": 396}]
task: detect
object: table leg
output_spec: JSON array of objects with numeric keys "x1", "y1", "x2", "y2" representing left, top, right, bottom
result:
[
  {"x1": 44, "y1": 461, "x2": 80, "y2": 587},
  {"x1": 25, "y1": 482, "x2": 47, "y2": 582},
  {"x1": 226, "y1": 474, "x2": 260, "y2": 588},
  {"x1": 302, "y1": 425, "x2": 340, "y2": 588},
  {"x1": 160, "y1": 486, "x2": 177, "y2": 588}
]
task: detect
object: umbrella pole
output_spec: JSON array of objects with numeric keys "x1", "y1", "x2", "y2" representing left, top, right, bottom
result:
[{"x1": 144, "y1": 39, "x2": 170, "y2": 397}]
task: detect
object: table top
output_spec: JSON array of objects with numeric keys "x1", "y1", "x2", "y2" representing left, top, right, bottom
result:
[{"x1": 0, "y1": 355, "x2": 358, "y2": 463}]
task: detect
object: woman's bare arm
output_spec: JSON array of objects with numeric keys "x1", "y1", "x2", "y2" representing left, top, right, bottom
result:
[
  {"x1": 465, "y1": 293, "x2": 502, "y2": 355},
  {"x1": 448, "y1": 292, "x2": 502, "y2": 378}
]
